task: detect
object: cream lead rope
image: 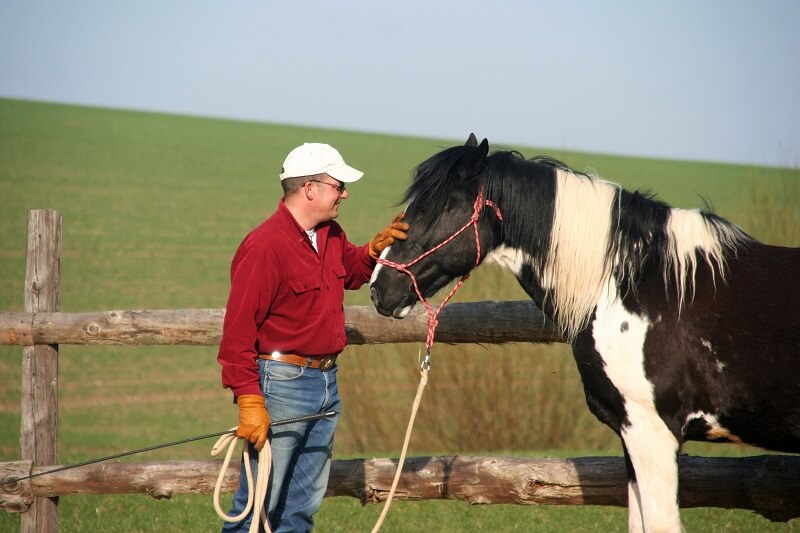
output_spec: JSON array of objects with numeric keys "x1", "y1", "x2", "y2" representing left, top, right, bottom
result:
[
  {"x1": 211, "y1": 428, "x2": 273, "y2": 533},
  {"x1": 370, "y1": 363, "x2": 429, "y2": 532},
  {"x1": 371, "y1": 191, "x2": 500, "y2": 530}
]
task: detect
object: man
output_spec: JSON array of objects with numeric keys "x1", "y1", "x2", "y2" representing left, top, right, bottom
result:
[{"x1": 218, "y1": 142, "x2": 408, "y2": 532}]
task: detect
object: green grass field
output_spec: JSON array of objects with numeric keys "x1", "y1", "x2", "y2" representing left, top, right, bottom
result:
[{"x1": 1, "y1": 98, "x2": 798, "y2": 531}]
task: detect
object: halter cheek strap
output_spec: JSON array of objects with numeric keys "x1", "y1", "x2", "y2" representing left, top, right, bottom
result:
[{"x1": 377, "y1": 188, "x2": 502, "y2": 359}]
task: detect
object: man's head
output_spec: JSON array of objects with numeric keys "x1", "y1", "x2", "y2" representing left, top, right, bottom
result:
[{"x1": 280, "y1": 143, "x2": 363, "y2": 228}]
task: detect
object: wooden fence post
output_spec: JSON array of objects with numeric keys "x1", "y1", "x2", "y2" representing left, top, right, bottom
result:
[{"x1": 20, "y1": 210, "x2": 62, "y2": 533}]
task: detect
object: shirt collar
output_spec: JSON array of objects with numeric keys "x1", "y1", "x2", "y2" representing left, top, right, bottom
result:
[{"x1": 277, "y1": 198, "x2": 330, "y2": 242}]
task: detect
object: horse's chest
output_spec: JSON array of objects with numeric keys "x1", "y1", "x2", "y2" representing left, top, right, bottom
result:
[{"x1": 572, "y1": 288, "x2": 658, "y2": 431}]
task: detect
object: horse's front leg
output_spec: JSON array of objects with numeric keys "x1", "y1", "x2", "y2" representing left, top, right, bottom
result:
[
  {"x1": 622, "y1": 444, "x2": 644, "y2": 533},
  {"x1": 621, "y1": 407, "x2": 683, "y2": 533}
]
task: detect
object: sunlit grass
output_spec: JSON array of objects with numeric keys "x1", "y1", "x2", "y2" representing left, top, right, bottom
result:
[{"x1": 1, "y1": 98, "x2": 798, "y2": 531}]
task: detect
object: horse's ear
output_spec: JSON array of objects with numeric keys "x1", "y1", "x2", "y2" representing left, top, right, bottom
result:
[
  {"x1": 455, "y1": 137, "x2": 489, "y2": 180},
  {"x1": 478, "y1": 138, "x2": 489, "y2": 158},
  {"x1": 465, "y1": 133, "x2": 478, "y2": 147}
]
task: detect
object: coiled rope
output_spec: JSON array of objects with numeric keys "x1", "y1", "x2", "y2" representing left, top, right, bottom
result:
[{"x1": 211, "y1": 428, "x2": 272, "y2": 533}]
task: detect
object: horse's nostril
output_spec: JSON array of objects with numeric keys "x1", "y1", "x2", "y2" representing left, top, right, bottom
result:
[{"x1": 370, "y1": 286, "x2": 381, "y2": 308}]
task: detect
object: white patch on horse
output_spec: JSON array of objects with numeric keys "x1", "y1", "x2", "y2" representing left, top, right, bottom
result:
[
  {"x1": 683, "y1": 411, "x2": 740, "y2": 443},
  {"x1": 627, "y1": 482, "x2": 644, "y2": 533},
  {"x1": 485, "y1": 245, "x2": 529, "y2": 276},
  {"x1": 394, "y1": 305, "x2": 412, "y2": 318},
  {"x1": 544, "y1": 169, "x2": 617, "y2": 339},
  {"x1": 664, "y1": 208, "x2": 744, "y2": 311},
  {"x1": 593, "y1": 278, "x2": 655, "y2": 407},
  {"x1": 699, "y1": 339, "x2": 725, "y2": 371},
  {"x1": 592, "y1": 277, "x2": 682, "y2": 531},
  {"x1": 369, "y1": 245, "x2": 391, "y2": 285}
]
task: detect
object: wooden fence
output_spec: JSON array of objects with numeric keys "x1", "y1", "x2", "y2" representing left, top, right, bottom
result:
[{"x1": 1, "y1": 210, "x2": 798, "y2": 532}]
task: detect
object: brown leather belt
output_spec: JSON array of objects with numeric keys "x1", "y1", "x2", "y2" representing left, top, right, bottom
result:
[{"x1": 258, "y1": 352, "x2": 338, "y2": 371}]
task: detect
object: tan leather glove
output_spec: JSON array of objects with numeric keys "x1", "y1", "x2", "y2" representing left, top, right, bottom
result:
[
  {"x1": 369, "y1": 213, "x2": 410, "y2": 259},
  {"x1": 236, "y1": 394, "x2": 270, "y2": 451}
]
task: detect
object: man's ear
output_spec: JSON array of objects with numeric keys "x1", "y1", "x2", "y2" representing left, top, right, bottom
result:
[{"x1": 302, "y1": 181, "x2": 315, "y2": 201}]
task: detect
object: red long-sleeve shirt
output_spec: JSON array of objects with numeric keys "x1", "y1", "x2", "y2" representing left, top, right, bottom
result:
[{"x1": 217, "y1": 200, "x2": 375, "y2": 398}]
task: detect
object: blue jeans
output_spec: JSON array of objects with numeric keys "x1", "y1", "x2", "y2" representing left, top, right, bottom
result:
[{"x1": 222, "y1": 359, "x2": 340, "y2": 533}]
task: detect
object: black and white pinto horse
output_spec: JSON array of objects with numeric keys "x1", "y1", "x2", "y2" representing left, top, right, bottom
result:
[{"x1": 369, "y1": 134, "x2": 800, "y2": 532}]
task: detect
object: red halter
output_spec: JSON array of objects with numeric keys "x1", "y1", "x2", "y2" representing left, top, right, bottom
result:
[{"x1": 377, "y1": 188, "x2": 502, "y2": 360}]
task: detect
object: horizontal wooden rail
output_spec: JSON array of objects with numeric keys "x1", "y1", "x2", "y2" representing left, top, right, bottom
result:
[
  {"x1": 0, "y1": 301, "x2": 565, "y2": 346},
  {"x1": 2, "y1": 455, "x2": 798, "y2": 521}
]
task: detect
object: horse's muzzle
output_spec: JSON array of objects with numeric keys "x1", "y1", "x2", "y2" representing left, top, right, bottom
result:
[{"x1": 370, "y1": 286, "x2": 410, "y2": 318}]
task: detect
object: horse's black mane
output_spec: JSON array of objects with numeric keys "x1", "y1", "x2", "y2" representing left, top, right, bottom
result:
[{"x1": 403, "y1": 144, "x2": 579, "y2": 220}]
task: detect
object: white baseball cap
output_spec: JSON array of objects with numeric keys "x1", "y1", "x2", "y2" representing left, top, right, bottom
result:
[{"x1": 279, "y1": 143, "x2": 364, "y2": 183}]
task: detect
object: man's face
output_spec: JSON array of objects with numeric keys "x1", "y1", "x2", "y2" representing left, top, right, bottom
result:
[{"x1": 310, "y1": 175, "x2": 348, "y2": 221}]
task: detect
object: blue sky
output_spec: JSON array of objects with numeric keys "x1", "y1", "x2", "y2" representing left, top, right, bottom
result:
[{"x1": 1, "y1": 1, "x2": 798, "y2": 167}]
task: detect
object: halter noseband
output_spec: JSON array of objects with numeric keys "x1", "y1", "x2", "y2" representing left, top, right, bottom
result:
[{"x1": 377, "y1": 188, "x2": 502, "y2": 362}]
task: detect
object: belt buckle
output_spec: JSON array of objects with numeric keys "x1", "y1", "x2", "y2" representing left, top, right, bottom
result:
[{"x1": 318, "y1": 355, "x2": 336, "y2": 371}]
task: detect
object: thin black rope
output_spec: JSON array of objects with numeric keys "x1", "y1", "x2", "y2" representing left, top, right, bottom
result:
[{"x1": 5, "y1": 410, "x2": 337, "y2": 484}]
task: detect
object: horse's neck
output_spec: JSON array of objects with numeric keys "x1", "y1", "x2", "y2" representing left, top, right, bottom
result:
[{"x1": 484, "y1": 244, "x2": 553, "y2": 316}]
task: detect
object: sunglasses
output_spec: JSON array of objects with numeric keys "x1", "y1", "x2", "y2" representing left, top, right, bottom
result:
[{"x1": 309, "y1": 180, "x2": 346, "y2": 194}]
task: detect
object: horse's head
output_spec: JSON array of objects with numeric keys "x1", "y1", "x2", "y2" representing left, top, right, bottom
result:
[{"x1": 370, "y1": 134, "x2": 501, "y2": 318}]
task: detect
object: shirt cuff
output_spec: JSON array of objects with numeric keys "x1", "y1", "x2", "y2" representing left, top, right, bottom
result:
[{"x1": 232, "y1": 383, "x2": 263, "y2": 399}]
